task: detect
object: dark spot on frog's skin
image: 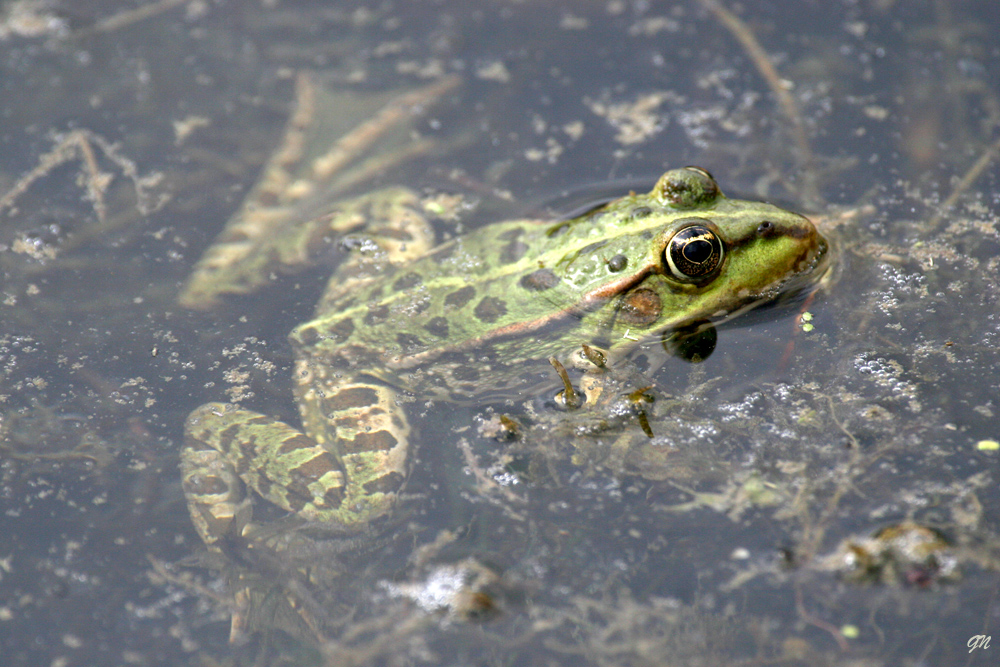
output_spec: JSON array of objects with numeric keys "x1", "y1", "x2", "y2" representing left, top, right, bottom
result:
[
  {"x1": 444, "y1": 285, "x2": 476, "y2": 309},
  {"x1": 364, "y1": 471, "x2": 405, "y2": 494},
  {"x1": 288, "y1": 450, "x2": 342, "y2": 484},
  {"x1": 474, "y1": 296, "x2": 508, "y2": 323},
  {"x1": 324, "y1": 318, "x2": 354, "y2": 345},
  {"x1": 396, "y1": 333, "x2": 424, "y2": 351},
  {"x1": 234, "y1": 444, "x2": 255, "y2": 476},
  {"x1": 218, "y1": 424, "x2": 243, "y2": 456},
  {"x1": 631, "y1": 206, "x2": 652, "y2": 219},
  {"x1": 344, "y1": 429, "x2": 398, "y2": 453},
  {"x1": 519, "y1": 268, "x2": 561, "y2": 291},
  {"x1": 450, "y1": 365, "x2": 480, "y2": 383},
  {"x1": 500, "y1": 239, "x2": 529, "y2": 264},
  {"x1": 326, "y1": 387, "x2": 380, "y2": 411},
  {"x1": 365, "y1": 304, "x2": 390, "y2": 326},
  {"x1": 338, "y1": 344, "x2": 382, "y2": 369},
  {"x1": 333, "y1": 417, "x2": 360, "y2": 432},
  {"x1": 255, "y1": 475, "x2": 272, "y2": 499},
  {"x1": 618, "y1": 287, "x2": 662, "y2": 326},
  {"x1": 322, "y1": 485, "x2": 346, "y2": 508},
  {"x1": 607, "y1": 254, "x2": 628, "y2": 272},
  {"x1": 393, "y1": 272, "x2": 423, "y2": 291},
  {"x1": 498, "y1": 228, "x2": 529, "y2": 264},
  {"x1": 424, "y1": 316, "x2": 450, "y2": 338},
  {"x1": 277, "y1": 434, "x2": 318, "y2": 456},
  {"x1": 298, "y1": 326, "x2": 319, "y2": 345}
]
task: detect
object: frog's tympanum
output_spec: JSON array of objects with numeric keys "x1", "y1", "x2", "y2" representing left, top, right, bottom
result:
[{"x1": 178, "y1": 78, "x2": 828, "y2": 558}]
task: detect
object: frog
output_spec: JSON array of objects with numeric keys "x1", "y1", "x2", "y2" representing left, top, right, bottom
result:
[{"x1": 178, "y1": 75, "x2": 829, "y2": 558}]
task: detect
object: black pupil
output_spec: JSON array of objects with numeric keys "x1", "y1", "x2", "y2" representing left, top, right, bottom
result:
[
  {"x1": 683, "y1": 238, "x2": 714, "y2": 264},
  {"x1": 667, "y1": 223, "x2": 722, "y2": 281}
]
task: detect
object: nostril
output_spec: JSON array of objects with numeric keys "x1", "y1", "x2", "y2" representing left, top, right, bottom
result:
[{"x1": 757, "y1": 220, "x2": 778, "y2": 237}]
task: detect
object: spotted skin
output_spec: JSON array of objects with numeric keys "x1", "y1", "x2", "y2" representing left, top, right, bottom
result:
[{"x1": 182, "y1": 163, "x2": 828, "y2": 545}]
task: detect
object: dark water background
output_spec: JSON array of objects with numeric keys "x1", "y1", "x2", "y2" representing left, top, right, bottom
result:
[{"x1": 1, "y1": 1, "x2": 999, "y2": 665}]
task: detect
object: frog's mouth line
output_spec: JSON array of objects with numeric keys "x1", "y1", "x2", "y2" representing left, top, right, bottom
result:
[
  {"x1": 683, "y1": 234, "x2": 833, "y2": 332},
  {"x1": 607, "y1": 233, "x2": 832, "y2": 354}
]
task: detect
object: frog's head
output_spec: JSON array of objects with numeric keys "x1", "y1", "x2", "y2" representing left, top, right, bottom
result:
[{"x1": 592, "y1": 167, "x2": 828, "y2": 345}]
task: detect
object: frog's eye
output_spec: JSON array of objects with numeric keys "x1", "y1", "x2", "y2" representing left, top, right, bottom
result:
[{"x1": 664, "y1": 221, "x2": 724, "y2": 282}]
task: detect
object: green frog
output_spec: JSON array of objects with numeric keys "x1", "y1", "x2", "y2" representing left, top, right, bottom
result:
[{"x1": 178, "y1": 77, "x2": 829, "y2": 554}]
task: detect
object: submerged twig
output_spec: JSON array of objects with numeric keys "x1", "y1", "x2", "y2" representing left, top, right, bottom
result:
[
  {"x1": 0, "y1": 128, "x2": 164, "y2": 223},
  {"x1": 73, "y1": 0, "x2": 192, "y2": 38},
  {"x1": 795, "y1": 581, "x2": 851, "y2": 652},
  {"x1": 146, "y1": 555, "x2": 232, "y2": 607},
  {"x1": 698, "y1": 0, "x2": 818, "y2": 203},
  {"x1": 930, "y1": 133, "x2": 1000, "y2": 228}
]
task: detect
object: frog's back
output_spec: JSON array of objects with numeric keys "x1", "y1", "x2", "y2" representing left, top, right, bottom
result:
[{"x1": 295, "y1": 218, "x2": 584, "y2": 385}]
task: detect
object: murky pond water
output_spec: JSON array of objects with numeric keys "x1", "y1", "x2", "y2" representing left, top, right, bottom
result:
[{"x1": 1, "y1": 1, "x2": 999, "y2": 665}]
